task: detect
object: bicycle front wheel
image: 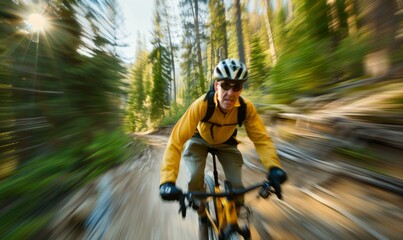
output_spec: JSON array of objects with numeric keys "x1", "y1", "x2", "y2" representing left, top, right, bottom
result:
[{"x1": 205, "y1": 174, "x2": 219, "y2": 240}]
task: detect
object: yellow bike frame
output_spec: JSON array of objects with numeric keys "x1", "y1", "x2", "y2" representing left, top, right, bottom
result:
[{"x1": 204, "y1": 185, "x2": 239, "y2": 236}]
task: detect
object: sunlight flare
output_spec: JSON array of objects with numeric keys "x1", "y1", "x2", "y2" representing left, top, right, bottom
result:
[{"x1": 26, "y1": 13, "x2": 48, "y2": 32}]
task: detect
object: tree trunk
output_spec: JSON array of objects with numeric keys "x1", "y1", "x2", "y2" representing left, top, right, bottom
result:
[
  {"x1": 345, "y1": 0, "x2": 358, "y2": 34},
  {"x1": 167, "y1": 23, "x2": 176, "y2": 103},
  {"x1": 263, "y1": 0, "x2": 277, "y2": 65},
  {"x1": 210, "y1": 41, "x2": 215, "y2": 83},
  {"x1": 234, "y1": 0, "x2": 245, "y2": 63},
  {"x1": 194, "y1": 0, "x2": 204, "y2": 92}
]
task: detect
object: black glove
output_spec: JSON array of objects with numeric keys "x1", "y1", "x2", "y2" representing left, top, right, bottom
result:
[
  {"x1": 159, "y1": 182, "x2": 183, "y2": 201},
  {"x1": 268, "y1": 167, "x2": 287, "y2": 199}
]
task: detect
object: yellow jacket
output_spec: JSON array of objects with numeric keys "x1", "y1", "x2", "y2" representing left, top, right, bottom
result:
[{"x1": 160, "y1": 93, "x2": 282, "y2": 185}]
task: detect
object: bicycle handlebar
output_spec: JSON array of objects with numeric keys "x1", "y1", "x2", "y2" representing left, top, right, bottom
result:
[
  {"x1": 178, "y1": 180, "x2": 274, "y2": 218},
  {"x1": 186, "y1": 181, "x2": 269, "y2": 199}
]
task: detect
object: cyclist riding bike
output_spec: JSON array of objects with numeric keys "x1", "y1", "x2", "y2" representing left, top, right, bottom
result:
[{"x1": 159, "y1": 59, "x2": 287, "y2": 239}]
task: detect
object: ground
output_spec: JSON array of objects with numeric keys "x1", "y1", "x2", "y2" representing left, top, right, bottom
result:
[{"x1": 48, "y1": 133, "x2": 403, "y2": 240}]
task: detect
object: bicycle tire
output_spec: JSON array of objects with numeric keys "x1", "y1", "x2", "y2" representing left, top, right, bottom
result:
[{"x1": 205, "y1": 174, "x2": 219, "y2": 240}]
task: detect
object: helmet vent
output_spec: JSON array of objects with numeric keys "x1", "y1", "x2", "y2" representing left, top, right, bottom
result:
[{"x1": 235, "y1": 65, "x2": 243, "y2": 79}]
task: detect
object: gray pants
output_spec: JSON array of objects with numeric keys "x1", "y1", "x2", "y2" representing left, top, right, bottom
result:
[{"x1": 183, "y1": 135, "x2": 244, "y2": 204}]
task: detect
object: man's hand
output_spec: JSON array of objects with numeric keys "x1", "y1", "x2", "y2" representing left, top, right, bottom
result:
[
  {"x1": 159, "y1": 182, "x2": 183, "y2": 201},
  {"x1": 268, "y1": 167, "x2": 287, "y2": 199}
]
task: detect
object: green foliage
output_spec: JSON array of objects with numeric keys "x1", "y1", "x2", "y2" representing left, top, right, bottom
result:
[
  {"x1": 125, "y1": 48, "x2": 149, "y2": 132},
  {"x1": 179, "y1": 40, "x2": 200, "y2": 104},
  {"x1": 208, "y1": 0, "x2": 228, "y2": 58},
  {"x1": 332, "y1": 30, "x2": 371, "y2": 79},
  {"x1": 269, "y1": 38, "x2": 333, "y2": 103},
  {"x1": 0, "y1": 2, "x2": 17, "y2": 177},
  {"x1": 264, "y1": 0, "x2": 376, "y2": 104},
  {"x1": 248, "y1": 33, "x2": 270, "y2": 91},
  {"x1": 301, "y1": 0, "x2": 331, "y2": 41},
  {"x1": 149, "y1": 4, "x2": 173, "y2": 122},
  {"x1": 0, "y1": 0, "x2": 140, "y2": 237},
  {"x1": 391, "y1": 47, "x2": 403, "y2": 65},
  {"x1": 272, "y1": 3, "x2": 288, "y2": 52},
  {"x1": 0, "y1": 129, "x2": 140, "y2": 239},
  {"x1": 159, "y1": 103, "x2": 188, "y2": 126},
  {"x1": 334, "y1": 0, "x2": 349, "y2": 39},
  {"x1": 149, "y1": 44, "x2": 171, "y2": 120}
]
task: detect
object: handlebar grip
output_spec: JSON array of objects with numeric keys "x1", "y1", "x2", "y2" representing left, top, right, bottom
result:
[
  {"x1": 258, "y1": 181, "x2": 271, "y2": 198},
  {"x1": 178, "y1": 195, "x2": 187, "y2": 218}
]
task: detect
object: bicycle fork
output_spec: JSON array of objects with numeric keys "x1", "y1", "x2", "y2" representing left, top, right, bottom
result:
[{"x1": 221, "y1": 192, "x2": 251, "y2": 239}]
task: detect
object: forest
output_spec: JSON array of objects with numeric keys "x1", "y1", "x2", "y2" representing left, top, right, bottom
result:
[
  {"x1": 125, "y1": 0, "x2": 401, "y2": 132},
  {"x1": 0, "y1": 0, "x2": 401, "y2": 238}
]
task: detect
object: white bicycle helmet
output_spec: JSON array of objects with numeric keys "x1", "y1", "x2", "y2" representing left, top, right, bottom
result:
[{"x1": 213, "y1": 59, "x2": 248, "y2": 81}]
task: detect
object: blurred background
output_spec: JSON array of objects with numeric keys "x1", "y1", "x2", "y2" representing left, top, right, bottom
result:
[{"x1": 0, "y1": 0, "x2": 402, "y2": 239}]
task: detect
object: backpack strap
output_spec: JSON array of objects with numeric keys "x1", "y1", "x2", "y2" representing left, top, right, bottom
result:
[
  {"x1": 237, "y1": 96, "x2": 246, "y2": 127},
  {"x1": 201, "y1": 89, "x2": 216, "y2": 122}
]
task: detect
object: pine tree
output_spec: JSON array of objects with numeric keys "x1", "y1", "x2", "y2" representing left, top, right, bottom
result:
[
  {"x1": 179, "y1": 0, "x2": 208, "y2": 100},
  {"x1": 125, "y1": 37, "x2": 148, "y2": 132},
  {"x1": 249, "y1": 33, "x2": 270, "y2": 91},
  {"x1": 149, "y1": 0, "x2": 172, "y2": 121}
]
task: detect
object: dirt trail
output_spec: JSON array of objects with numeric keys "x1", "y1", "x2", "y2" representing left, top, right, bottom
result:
[
  {"x1": 102, "y1": 135, "x2": 198, "y2": 240},
  {"x1": 48, "y1": 134, "x2": 403, "y2": 240}
]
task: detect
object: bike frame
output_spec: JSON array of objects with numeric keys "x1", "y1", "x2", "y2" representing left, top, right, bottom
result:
[
  {"x1": 205, "y1": 149, "x2": 245, "y2": 238},
  {"x1": 204, "y1": 184, "x2": 239, "y2": 236}
]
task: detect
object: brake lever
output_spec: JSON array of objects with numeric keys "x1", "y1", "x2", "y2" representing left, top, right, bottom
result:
[
  {"x1": 178, "y1": 195, "x2": 187, "y2": 218},
  {"x1": 258, "y1": 180, "x2": 272, "y2": 199}
]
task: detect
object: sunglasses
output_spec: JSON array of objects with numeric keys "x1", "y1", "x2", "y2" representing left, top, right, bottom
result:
[{"x1": 219, "y1": 81, "x2": 243, "y2": 92}]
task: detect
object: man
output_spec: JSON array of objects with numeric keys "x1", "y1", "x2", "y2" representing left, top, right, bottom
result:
[{"x1": 159, "y1": 59, "x2": 287, "y2": 238}]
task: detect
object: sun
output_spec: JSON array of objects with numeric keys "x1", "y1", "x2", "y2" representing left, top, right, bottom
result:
[{"x1": 26, "y1": 13, "x2": 48, "y2": 32}]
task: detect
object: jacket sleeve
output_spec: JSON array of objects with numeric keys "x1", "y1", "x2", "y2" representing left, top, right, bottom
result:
[
  {"x1": 243, "y1": 101, "x2": 282, "y2": 170},
  {"x1": 160, "y1": 96, "x2": 206, "y2": 185}
]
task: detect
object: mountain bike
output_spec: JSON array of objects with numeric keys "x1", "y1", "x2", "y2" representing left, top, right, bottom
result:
[{"x1": 178, "y1": 148, "x2": 274, "y2": 240}]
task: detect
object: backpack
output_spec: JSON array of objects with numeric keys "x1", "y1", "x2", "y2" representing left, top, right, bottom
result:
[{"x1": 201, "y1": 84, "x2": 247, "y2": 127}]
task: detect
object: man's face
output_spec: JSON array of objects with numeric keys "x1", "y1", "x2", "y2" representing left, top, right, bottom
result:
[{"x1": 214, "y1": 80, "x2": 243, "y2": 112}]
